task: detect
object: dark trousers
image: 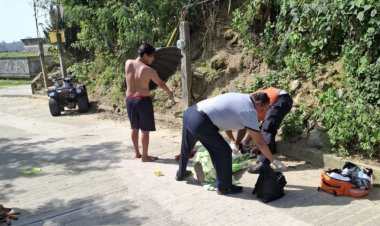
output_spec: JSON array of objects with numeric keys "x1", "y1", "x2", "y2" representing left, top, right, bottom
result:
[
  {"x1": 178, "y1": 106, "x2": 232, "y2": 190},
  {"x1": 259, "y1": 94, "x2": 293, "y2": 164}
]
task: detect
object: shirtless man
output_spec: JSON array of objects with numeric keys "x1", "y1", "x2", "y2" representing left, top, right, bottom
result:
[{"x1": 125, "y1": 43, "x2": 174, "y2": 162}]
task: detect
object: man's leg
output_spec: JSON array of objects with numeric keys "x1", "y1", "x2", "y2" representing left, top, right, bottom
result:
[
  {"x1": 261, "y1": 94, "x2": 293, "y2": 153},
  {"x1": 200, "y1": 134, "x2": 232, "y2": 191},
  {"x1": 136, "y1": 97, "x2": 157, "y2": 162},
  {"x1": 176, "y1": 126, "x2": 197, "y2": 180},
  {"x1": 199, "y1": 131, "x2": 242, "y2": 195},
  {"x1": 131, "y1": 128, "x2": 141, "y2": 158},
  {"x1": 177, "y1": 107, "x2": 198, "y2": 180},
  {"x1": 192, "y1": 112, "x2": 237, "y2": 192},
  {"x1": 141, "y1": 130, "x2": 149, "y2": 161},
  {"x1": 126, "y1": 98, "x2": 142, "y2": 158},
  {"x1": 141, "y1": 130, "x2": 158, "y2": 162}
]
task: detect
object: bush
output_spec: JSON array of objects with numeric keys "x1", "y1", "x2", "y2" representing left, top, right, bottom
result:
[
  {"x1": 232, "y1": 0, "x2": 380, "y2": 78},
  {"x1": 237, "y1": 70, "x2": 289, "y2": 94},
  {"x1": 67, "y1": 61, "x2": 91, "y2": 83},
  {"x1": 355, "y1": 59, "x2": 380, "y2": 107},
  {"x1": 233, "y1": 0, "x2": 380, "y2": 159},
  {"x1": 281, "y1": 104, "x2": 308, "y2": 139},
  {"x1": 314, "y1": 88, "x2": 380, "y2": 158}
]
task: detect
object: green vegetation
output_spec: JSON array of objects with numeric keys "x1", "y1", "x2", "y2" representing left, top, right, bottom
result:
[
  {"x1": 56, "y1": 0, "x2": 193, "y2": 107},
  {"x1": 233, "y1": 0, "x2": 380, "y2": 158},
  {"x1": 0, "y1": 79, "x2": 30, "y2": 87},
  {"x1": 0, "y1": 52, "x2": 38, "y2": 58},
  {"x1": 315, "y1": 88, "x2": 380, "y2": 157},
  {"x1": 36, "y1": 0, "x2": 379, "y2": 159}
]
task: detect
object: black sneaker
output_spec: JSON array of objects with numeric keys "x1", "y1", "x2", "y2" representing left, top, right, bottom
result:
[
  {"x1": 247, "y1": 162, "x2": 264, "y2": 174},
  {"x1": 175, "y1": 170, "x2": 192, "y2": 181},
  {"x1": 217, "y1": 185, "x2": 243, "y2": 195}
]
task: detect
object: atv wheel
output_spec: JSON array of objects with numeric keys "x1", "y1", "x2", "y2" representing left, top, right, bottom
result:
[
  {"x1": 49, "y1": 98, "x2": 61, "y2": 116},
  {"x1": 77, "y1": 95, "x2": 89, "y2": 113}
]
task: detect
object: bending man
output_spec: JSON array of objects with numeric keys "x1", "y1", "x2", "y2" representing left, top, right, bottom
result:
[{"x1": 176, "y1": 92, "x2": 284, "y2": 195}]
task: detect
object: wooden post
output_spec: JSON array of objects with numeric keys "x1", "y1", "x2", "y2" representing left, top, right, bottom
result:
[
  {"x1": 56, "y1": 4, "x2": 66, "y2": 79},
  {"x1": 56, "y1": 31, "x2": 67, "y2": 79},
  {"x1": 33, "y1": 0, "x2": 48, "y2": 89},
  {"x1": 179, "y1": 21, "x2": 191, "y2": 109}
]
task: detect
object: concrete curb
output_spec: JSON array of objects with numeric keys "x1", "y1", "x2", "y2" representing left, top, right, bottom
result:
[
  {"x1": 0, "y1": 85, "x2": 47, "y2": 100},
  {"x1": 277, "y1": 140, "x2": 380, "y2": 186}
]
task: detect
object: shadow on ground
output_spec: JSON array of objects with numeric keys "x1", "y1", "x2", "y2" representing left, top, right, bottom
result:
[
  {"x1": 8, "y1": 197, "x2": 146, "y2": 226},
  {"x1": 0, "y1": 137, "x2": 125, "y2": 201}
]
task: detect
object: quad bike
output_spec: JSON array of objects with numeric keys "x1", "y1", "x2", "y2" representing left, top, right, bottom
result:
[{"x1": 47, "y1": 76, "x2": 89, "y2": 116}]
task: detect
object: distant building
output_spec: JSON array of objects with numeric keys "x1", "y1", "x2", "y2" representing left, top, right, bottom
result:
[
  {"x1": 0, "y1": 38, "x2": 51, "y2": 53},
  {"x1": 0, "y1": 41, "x2": 24, "y2": 52},
  {"x1": 21, "y1": 38, "x2": 50, "y2": 53},
  {"x1": 0, "y1": 38, "x2": 53, "y2": 79}
]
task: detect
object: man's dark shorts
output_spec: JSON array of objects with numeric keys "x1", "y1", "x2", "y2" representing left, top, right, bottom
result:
[{"x1": 126, "y1": 96, "x2": 156, "y2": 131}]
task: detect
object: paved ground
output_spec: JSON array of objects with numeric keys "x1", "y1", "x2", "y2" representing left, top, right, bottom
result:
[
  {"x1": 0, "y1": 85, "x2": 32, "y2": 96},
  {"x1": 0, "y1": 86, "x2": 379, "y2": 226}
]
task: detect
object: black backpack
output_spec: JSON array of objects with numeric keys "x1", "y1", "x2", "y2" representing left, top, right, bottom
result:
[{"x1": 252, "y1": 164, "x2": 287, "y2": 203}]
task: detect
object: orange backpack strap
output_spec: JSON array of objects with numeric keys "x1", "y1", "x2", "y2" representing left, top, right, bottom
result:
[{"x1": 319, "y1": 170, "x2": 348, "y2": 196}]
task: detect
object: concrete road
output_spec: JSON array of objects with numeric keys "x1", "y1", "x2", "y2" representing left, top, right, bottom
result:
[{"x1": 0, "y1": 92, "x2": 379, "y2": 226}]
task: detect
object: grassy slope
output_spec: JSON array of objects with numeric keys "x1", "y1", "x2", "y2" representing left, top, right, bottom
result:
[{"x1": 0, "y1": 79, "x2": 30, "y2": 87}]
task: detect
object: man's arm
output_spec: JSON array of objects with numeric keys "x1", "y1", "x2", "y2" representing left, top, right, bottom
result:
[
  {"x1": 225, "y1": 130, "x2": 238, "y2": 151},
  {"x1": 149, "y1": 69, "x2": 174, "y2": 99},
  {"x1": 226, "y1": 129, "x2": 247, "y2": 143},
  {"x1": 124, "y1": 60, "x2": 133, "y2": 94},
  {"x1": 225, "y1": 130, "x2": 235, "y2": 142},
  {"x1": 236, "y1": 129, "x2": 247, "y2": 144},
  {"x1": 247, "y1": 129, "x2": 274, "y2": 162}
]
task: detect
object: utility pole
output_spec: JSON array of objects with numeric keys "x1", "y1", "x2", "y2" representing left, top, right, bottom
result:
[
  {"x1": 179, "y1": 21, "x2": 191, "y2": 109},
  {"x1": 33, "y1": 0, "x2": 48, "y2": 89},
  {"x1": 56, "y1": 4, "x2": 66, "y2": 79}
]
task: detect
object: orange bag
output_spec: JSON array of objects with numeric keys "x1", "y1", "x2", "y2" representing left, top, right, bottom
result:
[{"x1": 318, "y1": 167, "x2": 373, "y2": 198}]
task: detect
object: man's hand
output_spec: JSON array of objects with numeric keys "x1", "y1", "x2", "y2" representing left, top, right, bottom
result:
[
  {"x1": 229, "y1": 142, "x2": 241, "y2": 157},
  {"x1": 229, "y1": 142, "x2": 238, "y2": 152},
  {"x1": 272, "y1": 159, "x2": 286, "y2": 169}
]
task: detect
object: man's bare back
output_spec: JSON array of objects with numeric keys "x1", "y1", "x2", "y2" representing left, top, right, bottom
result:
[
  {"x1": 125, "y1": 57, "x2": 173, "y2": 99},
  {"x1": 125, "y1": 59, "x2": 153, "y2": 97}
]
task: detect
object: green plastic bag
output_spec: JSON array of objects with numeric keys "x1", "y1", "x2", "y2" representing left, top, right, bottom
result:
[
  {"x1": 193, "y1": 146, "x2": 255, "y2": 189},
  {"x1": 19, "y1": 167, "x2": 43, "y2": 175}
]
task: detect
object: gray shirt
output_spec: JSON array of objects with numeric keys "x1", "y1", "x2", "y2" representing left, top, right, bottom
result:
[{"x1": 196, "y1": 93, "x2": 260, "y2": 131}]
